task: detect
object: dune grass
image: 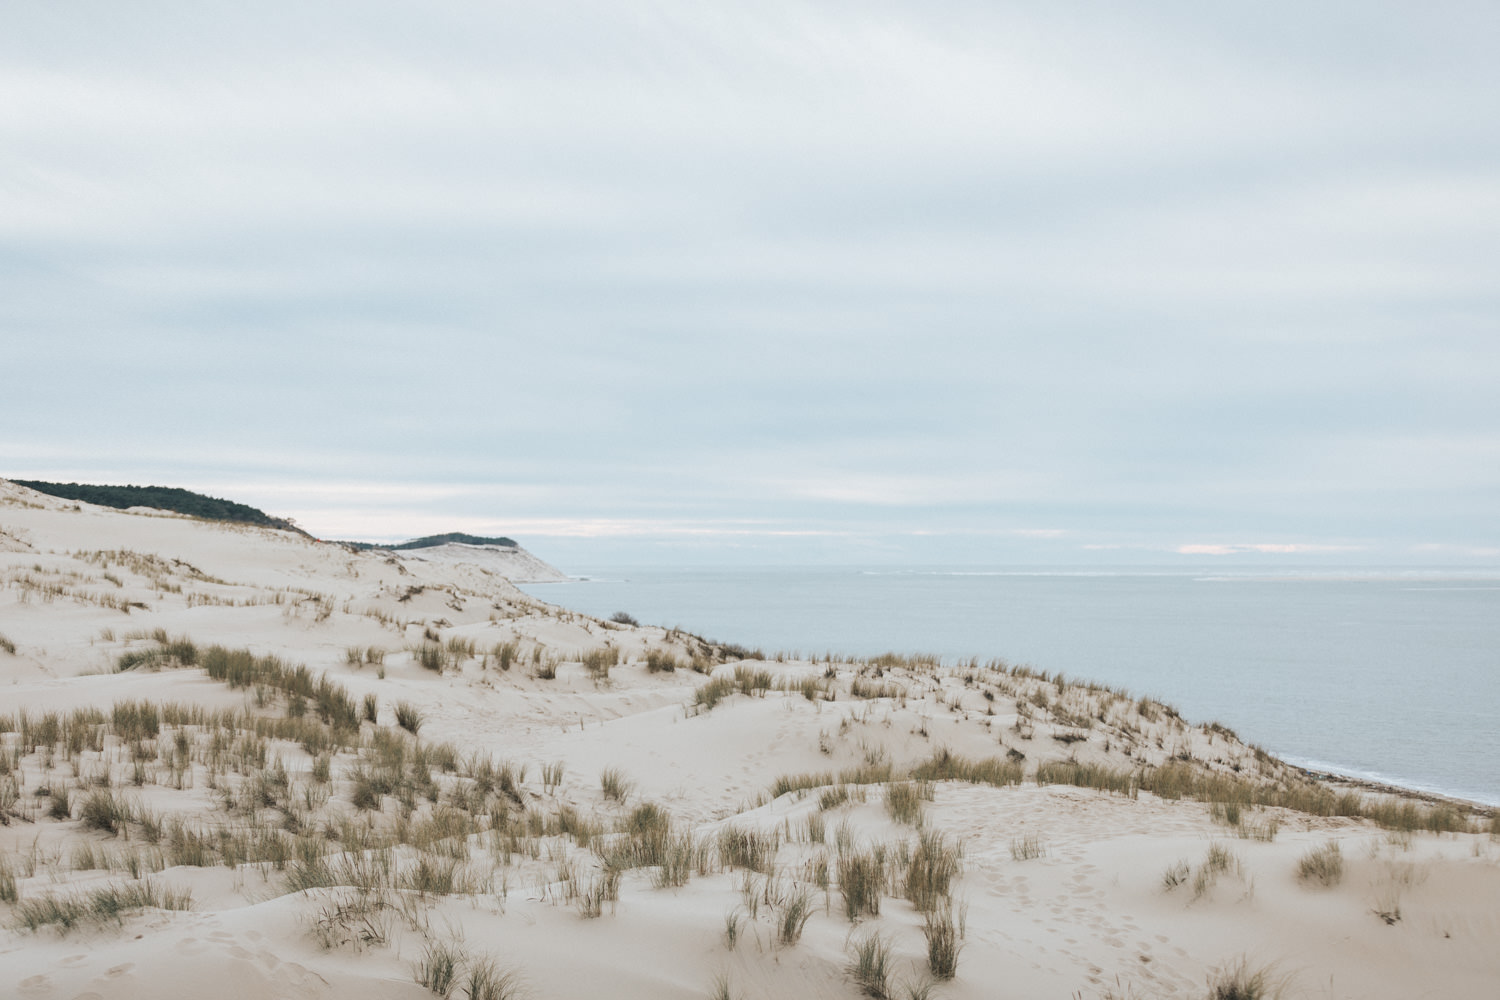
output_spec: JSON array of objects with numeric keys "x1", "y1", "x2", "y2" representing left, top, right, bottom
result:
[
  {"x1": 905, "y1": 830, "x2": 961, "y2": 912},
  {"x1": 1296, "y1": 841, "x2": 1344, "y2": 887},
  {"x1": 849, "y1": 931, "x2": 894, "y2": 998},
  {"x1": 12, "y1": 879, "x2": 193, "y2": 933},
  {"x1": 838, "y1": 849, "x2": 886, "y2": 920},
  {"x1": 1206, "y1": 957, "x2": 1286, "y2": 1000},
  {"x1": 922, "y1": 898, "x2": 963, "y2": 979}
]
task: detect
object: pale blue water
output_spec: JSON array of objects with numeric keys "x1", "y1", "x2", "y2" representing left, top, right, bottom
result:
[{"x1": 521, "y1": 566, "x2": 1500, "y2": 805}]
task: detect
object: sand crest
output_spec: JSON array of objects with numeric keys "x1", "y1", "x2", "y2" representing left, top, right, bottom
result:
[{"x1": 2, "y1": 481, "x2": 1496, "y2": 999}]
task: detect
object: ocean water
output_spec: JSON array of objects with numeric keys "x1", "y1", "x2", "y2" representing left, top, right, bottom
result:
[{"x1": 521, "y1": 566, "x2": 1500, "y2": 805}]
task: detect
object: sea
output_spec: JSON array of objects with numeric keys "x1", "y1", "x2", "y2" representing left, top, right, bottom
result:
[{"x1": 520, "y1": 566, "x2": 1500, "y2": 806}]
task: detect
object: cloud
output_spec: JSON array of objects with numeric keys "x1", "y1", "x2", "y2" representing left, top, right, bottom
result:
[
  {"x1": 1173, "y1": 543, "x2": 1366, "y2": 557},
  {"x1": 2, "y1": 3, "x2": 1498, "y2": 564}
]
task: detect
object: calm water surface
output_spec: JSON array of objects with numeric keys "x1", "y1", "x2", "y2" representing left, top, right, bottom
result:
[{"x1": 521, "y1": 566, "x2": 1500, "y2": 805}]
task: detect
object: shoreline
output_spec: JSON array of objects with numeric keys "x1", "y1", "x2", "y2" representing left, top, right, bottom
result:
[
  {"x1": 518, "y1": 565, "x2": 1500, "y2": 808},
  {"x1": 1300, "y1": 767, "x2": 1498, "y2": 816}
]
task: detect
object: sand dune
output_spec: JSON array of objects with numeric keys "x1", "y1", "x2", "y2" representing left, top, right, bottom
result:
[{"x1": 1, "y1": 480, "x2": 1496, "y2": 999}]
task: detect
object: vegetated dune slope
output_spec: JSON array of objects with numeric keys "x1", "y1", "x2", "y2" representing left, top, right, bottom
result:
[{"x1": 1, "y1": 480, "x2": 1496, "y2": 1000}]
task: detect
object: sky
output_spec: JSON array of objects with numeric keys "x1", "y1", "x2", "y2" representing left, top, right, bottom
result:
[{"x1": 3, "y1": 2, "x2": 1498, "y2": 568}]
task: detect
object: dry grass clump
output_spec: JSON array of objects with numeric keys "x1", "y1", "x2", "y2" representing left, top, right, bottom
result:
[
  {"x1": 116, "y1": 632, "x2": 199, "y2": 671},
  {"x1": 905, "y1": 830, "x2": 962, "y2": 911},
  {"x1": 1296, "y1": 842, "x2": 1343, "y2": 887},
  {"x1": 488, "y1": 641, "x2": 519, "y2": 672},
  {"x1": 395, "y1": 701, "x2": 424, "y2": 735},
  {"x1": 413, "y1": 938, "x2": 466, "y2": 996},
  {"x1": 838, "y1": 848, "x2": 887, "y2": 920},
  {"x1": 600, "y1": 766, "x2": 634, "y2": 802},
  {"x1": 718, "y1": 826, "x2": 779, "y2": 873},
  {"x1": 645, "y1": 649, "x2": 678, "y2": 673},
  {"x1": 849, "y1": 931, "x2": 895, "y2": 997},
  {"x1": 684, "y1": 664, "x2": 781, "y2": 713},
  {"x1": 201, "y1": 645, "x2": 361, "y2": 730},
  {"x1": 849, "y1": 677, "x2": 905, "y2": 701},
  {"x1": 1035, "y1": 759, "x2": 1137, "y2": 796},
  {"x1": 1205, "y1": 956, "x2": 1287, "y2": 1000},
  {"x1": 463, "y1": 954, "x2": 527, "y2": 1000},
  {"x1": 1160, "y1": 843, "x2": 1244, "y2": 900},
  {"x1": 1009, "y1": 832, "x2": 1046, "y2": 861},
  {"x1": 884, "y1": 781, "x2": 931, "y2": 826},
  {"x1": 1194, "y1": 843, "x2": 1241, "y2": 900},
  {"x1": 12, "y1": 879, "x2": 193, "y2": 933},
  {"x1": 308, "y1": 887, "x2": 395, "y2": 952},
  {"x1": 1140, "y1": 761, "x2": 1474, "y2": 835},
  {"x1": 581, "y1": 646, "x2": 618, "y2": 680},
  {"x1": 775, "y1": 884, "x2": 816, "y2": 945},
  {"x1": 416, "y1": 642, "x2": 450, "y2": 673},
  {"x1": 922, "y1": 897, "x2": 964, "y2": 979},
  {"x1": 911, "y1": 748, "x2": 1024, "y2": 788},
  {"x1": 345, "y1": 646, "x2": 386, "y2": 668},
  {"x1": 0, "y1": 632, "x2": 15, "y2": 655},
  {"x1": 78, "y1": 788, "x2": 136, "y2": 834},
  {"x1": 612, "y1": 801, "x2": 672, "y2": 867}
]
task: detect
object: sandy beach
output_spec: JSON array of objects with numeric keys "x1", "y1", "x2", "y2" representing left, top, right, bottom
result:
[{"x1": 2, "y1": 480, "x2": 1496, "y2": 1000}]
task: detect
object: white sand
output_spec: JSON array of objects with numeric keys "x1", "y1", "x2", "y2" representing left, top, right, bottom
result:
[{"x1": 1, "y1": 480, "x2": 1496, "y2": 999}]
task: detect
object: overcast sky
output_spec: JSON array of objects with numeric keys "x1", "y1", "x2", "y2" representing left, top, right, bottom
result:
[{"x1": 4, "y1": 2, "x2": 1498, "y2": 567}]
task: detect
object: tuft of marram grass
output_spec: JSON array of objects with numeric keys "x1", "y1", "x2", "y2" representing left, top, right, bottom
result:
[
  {"x1": 395, "y1": 701, "x2": 423, "y2": 734},
  {"x1": 600, "y1": 766, "x2": 634, "y2": 802},
  {"x1": 1206, "y1": 956, "x2": 1287, "y2": 1000},
  {"x1": 1296, "y1": 841, "x2": 1344, "y2": 888},
  {"x1": 906, "y1": 830, "x2": 962, "y2": 912},
  {"x1": 645, "y1": 649, "x2": 678, "y2": 673},
  {"x1": 922, "y1": 897, "x2": 964, "y2": 979},
  {"x1": 849, "y1": 931, "x2": 894, "y2": 998},
  {"x1": 1009, "y1": 832, "x2": 1046, "y2": 861},
  {"x1": 464, "y1": 954, "x2": 526, "y2": 1000},
  {"x1": 884, "y1": 781, "x2": 929, "y2": 826},
  {"x1": 776, "y1": 884, "x2": 816, "y2": 945},
  {"x1": 718, "y1": 826, "x2": 779, "y2": 874},
  {"x1": 413, "y1": 939, "x2": 466, "y2": 997},
  {"x1": 12, "y1": 879, "x2": 192, "y2": 934},
  {"x1": 838, "y1": 849, "x2": 886, "y2": 921}
]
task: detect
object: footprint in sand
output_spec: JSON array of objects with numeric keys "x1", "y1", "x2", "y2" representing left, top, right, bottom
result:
[
  {"x1": 58, "y1": 957, "x2": 88, "y2": 968},
  {"x1": 104, "y1": 965, "x2": 134, "y2": 980},
  {"x1": 69, "y1": 993, "x2": 103, "y2": 1000},
  {"x1": 18, "y1": 975, "x2": 53, "y2": 997}
]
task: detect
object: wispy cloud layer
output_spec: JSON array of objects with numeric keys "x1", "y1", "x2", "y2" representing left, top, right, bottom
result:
[{"x1": 3, "y1": 3, "x2": 1497, "y2": 565}]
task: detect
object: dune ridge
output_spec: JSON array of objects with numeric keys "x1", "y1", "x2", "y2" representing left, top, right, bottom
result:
[{"x1": 1, "y1": 480, "x2": 1496, "y2": 1000}]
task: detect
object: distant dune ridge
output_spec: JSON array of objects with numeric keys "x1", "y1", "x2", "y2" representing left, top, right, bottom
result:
[
  {"x1": 7, "y1": 478, "x2": 568, "y2": 583},
  {"x1": 0, "y1": 476, "x2": 1497, "y2": 1000}
]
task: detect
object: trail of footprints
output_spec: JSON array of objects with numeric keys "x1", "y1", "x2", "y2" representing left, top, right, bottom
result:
[{"x1": 12, "y1": 921, "x2": 331, "y2": 1000}]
